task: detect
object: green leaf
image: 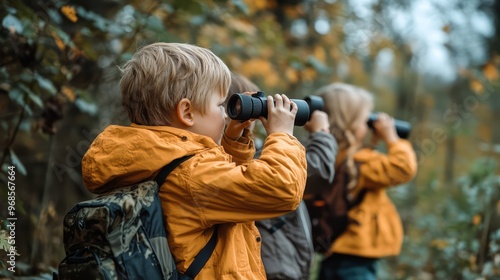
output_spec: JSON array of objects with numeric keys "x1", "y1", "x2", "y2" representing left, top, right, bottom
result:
[
  {"x1": 49, "y1": 26, "x2": 74, "y2": 48},
  {"x1": 20, "y1": 72, "x2": 33, "y2": 83},
  {"x1": 108, "y1": 23, "x2": 125, "y2": 35},
  {"x1": 75, "y1": 6, "x2": 112, "y2": 33},
  {"x1": 75, "y1": 98, "x2": 97, "y2": 116},
  {"x1": 7, "y1": 88, "x2": 32, "y2": 115},
  {"x1": 173, "y1": 0, "x2": 203, "y2": 14},
  {"x1": 0, "y1": 231, "x2": 9, "y2": 252},
  {"x1": 34, "y1": 73, "x2": 57, "y2": 95},
  {"x1": 161, "y1": 3, "x2": 174, "y2": 13},
  {"x1": 18, "y1": 84, "x2": 43, "y2": 108},
  {"x1": 190, "y1": 16, "x2": 205, "y2": 26},
  {"x1": 47, "y1": 8, "x2": 62, "y2": 24},
  {"x1": 9, "y1": 149, "x2": 27, "y2": 176},
  {"x1": 307, "y1": 55, "x2": 330, "y2": 74},
  {"x1": 146, "y1": 15, "x2": 164, "y2": 32},
  {"x1": 8, "y1": 88, "x2": 23, "y2": 104},
  {"x1": 231, "y1": 0, "x2": 248, "y2": 14},
  {"x1": 6, "y1": 7, "x2": 17, "y2": 14},
  {"x1": 2, "y1": 14, "x2": 23, "y2": 34}
]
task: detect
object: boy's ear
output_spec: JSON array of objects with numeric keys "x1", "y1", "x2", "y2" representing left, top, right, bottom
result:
[{"x1": 176, "y1": 98, "x2": 195, "y2": 127}]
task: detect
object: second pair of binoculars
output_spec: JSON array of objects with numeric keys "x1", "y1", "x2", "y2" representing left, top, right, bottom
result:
[{"x1": 226, "y1": 91, "x2": 411, "y2": 139}]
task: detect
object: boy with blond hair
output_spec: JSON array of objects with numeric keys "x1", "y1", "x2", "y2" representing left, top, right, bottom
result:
[{"x1": 81, "y1": 42, "x2": 307, "y2": 279}]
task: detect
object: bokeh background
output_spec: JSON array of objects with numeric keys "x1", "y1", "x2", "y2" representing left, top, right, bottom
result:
[{"x1": 1, "y1": 0, "x2": 500, "y2": 279}]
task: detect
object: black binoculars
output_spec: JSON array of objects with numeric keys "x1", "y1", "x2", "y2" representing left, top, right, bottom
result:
[
  {"x1": 226, "y1": 92, "x2": 411, "y2": 138},
  {"x1": 367, "y1": 114, "x2": 411, "y2": 139},
  {"x1": 226, "y1": 92, "x2": 323, "y2": 126}
]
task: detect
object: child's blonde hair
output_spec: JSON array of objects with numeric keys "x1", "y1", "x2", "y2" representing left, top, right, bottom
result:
[
  {"x1": 119, "y1": 42, "x2": 231, "y2": 126},
  {"x1": 314, "y1": 83, "x2": 373, "y2": 192},
  {"x1": 228, "y1": 73, "x2": 260, "y2": 95}
]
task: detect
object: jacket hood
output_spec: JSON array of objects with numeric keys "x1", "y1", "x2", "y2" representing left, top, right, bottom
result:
[{"x1": 82, "y1": 124, "x2": 217, "y2": 193}]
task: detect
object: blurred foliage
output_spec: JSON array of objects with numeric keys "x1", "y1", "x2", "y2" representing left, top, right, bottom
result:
[
  {"x1": 380, "y1": 158, "x2": 500, "y2": 279},
  {"x1": 0, "y1": 0, "x2": 500, "y2": 278}
]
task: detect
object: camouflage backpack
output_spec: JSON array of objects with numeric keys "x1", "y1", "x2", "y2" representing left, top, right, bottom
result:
[{"x1": 55, "y1": 155, "x2": 219, "y2": 280}]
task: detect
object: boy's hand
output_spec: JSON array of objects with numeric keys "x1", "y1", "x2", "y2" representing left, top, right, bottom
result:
[
  {"x1": 303, "y1": 110, "x2": 330, "y2": 134},
  {"x1": 372, "y1": 112, "x2": 399, "y2": 144},
  {"x1": 225, "y1": 119, "x2": 254, "y2": 141},
  {"x1": 260, "y1": 94, "x2": 297, "y2": 136}
]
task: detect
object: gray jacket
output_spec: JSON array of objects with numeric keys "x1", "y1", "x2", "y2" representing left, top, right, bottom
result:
[{"x1": 256, "y1": 132, "x2": 338, "y2": 280}]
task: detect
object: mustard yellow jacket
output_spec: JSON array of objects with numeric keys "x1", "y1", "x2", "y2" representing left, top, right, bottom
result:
[
  {"x1": 82, "y1": 124, "x2": 307, "y2": 279},
  {"x1": 330, "y1": 139, "x2": 417, "y2": 258}
]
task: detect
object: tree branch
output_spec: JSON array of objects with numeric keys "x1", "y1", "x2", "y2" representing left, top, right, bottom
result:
[{"x1": 0, "y1": 106, "x2": 26, "y2": 169}]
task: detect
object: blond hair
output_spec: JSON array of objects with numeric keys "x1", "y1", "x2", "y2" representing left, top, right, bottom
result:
[
  {"x1": 119, "y1": 42, "x2": 231, "y2": 125},
  {"x1": 228, "y1": 73, "x2": 260, "y2": 96},
  {"x1": 314, "y1": 83, "x2": 373, "y2": 193}
]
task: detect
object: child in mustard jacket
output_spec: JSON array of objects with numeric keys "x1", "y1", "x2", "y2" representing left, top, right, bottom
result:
[
  {"x1": 81, "y1": 43, "x2": 307, "y2": 279},
  {"x1": 314, "y1": 83, "x2": 417, "y2": 279},
  {"x1": 227, "y1": 73, "x2": 338, "y2": 280}
]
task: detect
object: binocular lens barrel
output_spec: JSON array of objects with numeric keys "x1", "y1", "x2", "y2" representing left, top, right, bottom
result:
[
  {"x1": 367, "y1": 114, "x2": 411, "y2": 139},
  {"x1": 227, "y1": 92, "x2": 321, "y2": 126}
]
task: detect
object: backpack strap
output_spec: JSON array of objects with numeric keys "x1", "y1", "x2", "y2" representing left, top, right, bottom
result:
[
  {"x1": 154, "y1": 154, "x2": 219, "y2": 279},
  {"x1": 184, "y1": 224, "x2": 220, "y2": 279},
  {"x1": 260, "y1": 216, "x2": 287, "y2": 234},
  {"x1": 154, "y1": 155, "x2": 194, "y2": 185}
]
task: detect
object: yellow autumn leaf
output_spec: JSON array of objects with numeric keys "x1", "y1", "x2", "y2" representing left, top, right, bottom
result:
[
  {"x1": 240, "y1": 59, "x2": 273, "y2": 77},
  {"x1": 48, "y1": 202, "x2": 56, "y2": 219},
  {"x1": 477, "y1": 123, "x2": 492, "y2": 141},
  {"x1": 228, "y1": 55, "x2": 242, "y2": 69},
  {"x1": 472, "y1": 214, "x2": 481, "y2": 225},
  {"x1": 314, "y1": 46, "x2": 326, "y2": 63},
  {"x1": 50, "y1": 31, "x2": 65, "y2": 51},
  {"x1": 430, "y1": 239, "x2": 448, "y2": 249},
  {"x1": 329, "y1": 48, "x2": 342, "y2": 60},
  {"x1": 260, "y1": 47, "x2": 274, "y2": 59},
  {"x1": 61, "y1": 5, "x2": 78, "y2": 23},
  {"x1": 483, "y1": 62, "x2": 498, "y2": 81},
  {"x1": 244, "y1": 0, "x2": 272, "y2": 13},
  {"x1": 61, "y1": 86, "x2": 76, "y2": 102},
  {"x1": 469, "y1": 255, "x2": 477, "y2": 270},
  {"x1": 225, "y1": 18, "x2": 256, "y2": 36},
  {"x1": 264, "y1": 72, "x2": 280, "y2": 88},
  {"x1": 239, "y1": 59, "x2": 280, "y2": 88},
  {"x1": 302, "y1": 67, "x2": 317, "y2": 82},
  {"x1": 286, "y1": 68, "x2": 298, "y2": 84},
  {"x1": 470, "y1": 79, "x2": 484, "y2": 93},
  {"x1": 284, "y1": 6, "x2": 301, "y2": 18}
]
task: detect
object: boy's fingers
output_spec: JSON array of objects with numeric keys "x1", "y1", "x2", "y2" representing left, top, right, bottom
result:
[
  {"x1": 281, "y1": 94, "x2": 290, "y2": 109},
  {"x1": 274, "y1": 94, "x2": 283, "y2": 109},
  {"x1": 242, "y1": 119, "x2": 253, "y2": 128},
  {"x1": 290, "y1": 100, "x2": 298, "y2": 115},
  {"x1": 283, "y1": 94, "x2": 292, "y2": 111},
  {"x1": 266, "y1": 96, "x2": 274, "y2": 110},
  {"x1": 259, "y1": 116, "x2": 268, "y2": 126}
]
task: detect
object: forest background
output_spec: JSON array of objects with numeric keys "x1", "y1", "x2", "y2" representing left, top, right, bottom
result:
[{"x1": 1, "y1": 0, "x2": 500, "y2": 279}]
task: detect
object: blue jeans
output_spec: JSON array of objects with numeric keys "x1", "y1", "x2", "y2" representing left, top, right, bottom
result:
[{"x1": 318, "y1": 254, "x2": 378, "y2": 280}]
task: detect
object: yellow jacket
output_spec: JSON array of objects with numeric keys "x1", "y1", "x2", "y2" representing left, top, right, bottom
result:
[
  {"x1": 329, "y1": 139, "x2": 417, "y2": 258},
  {"x1": 82, "y1": 124, "x2": 306, "y2": 279}
]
